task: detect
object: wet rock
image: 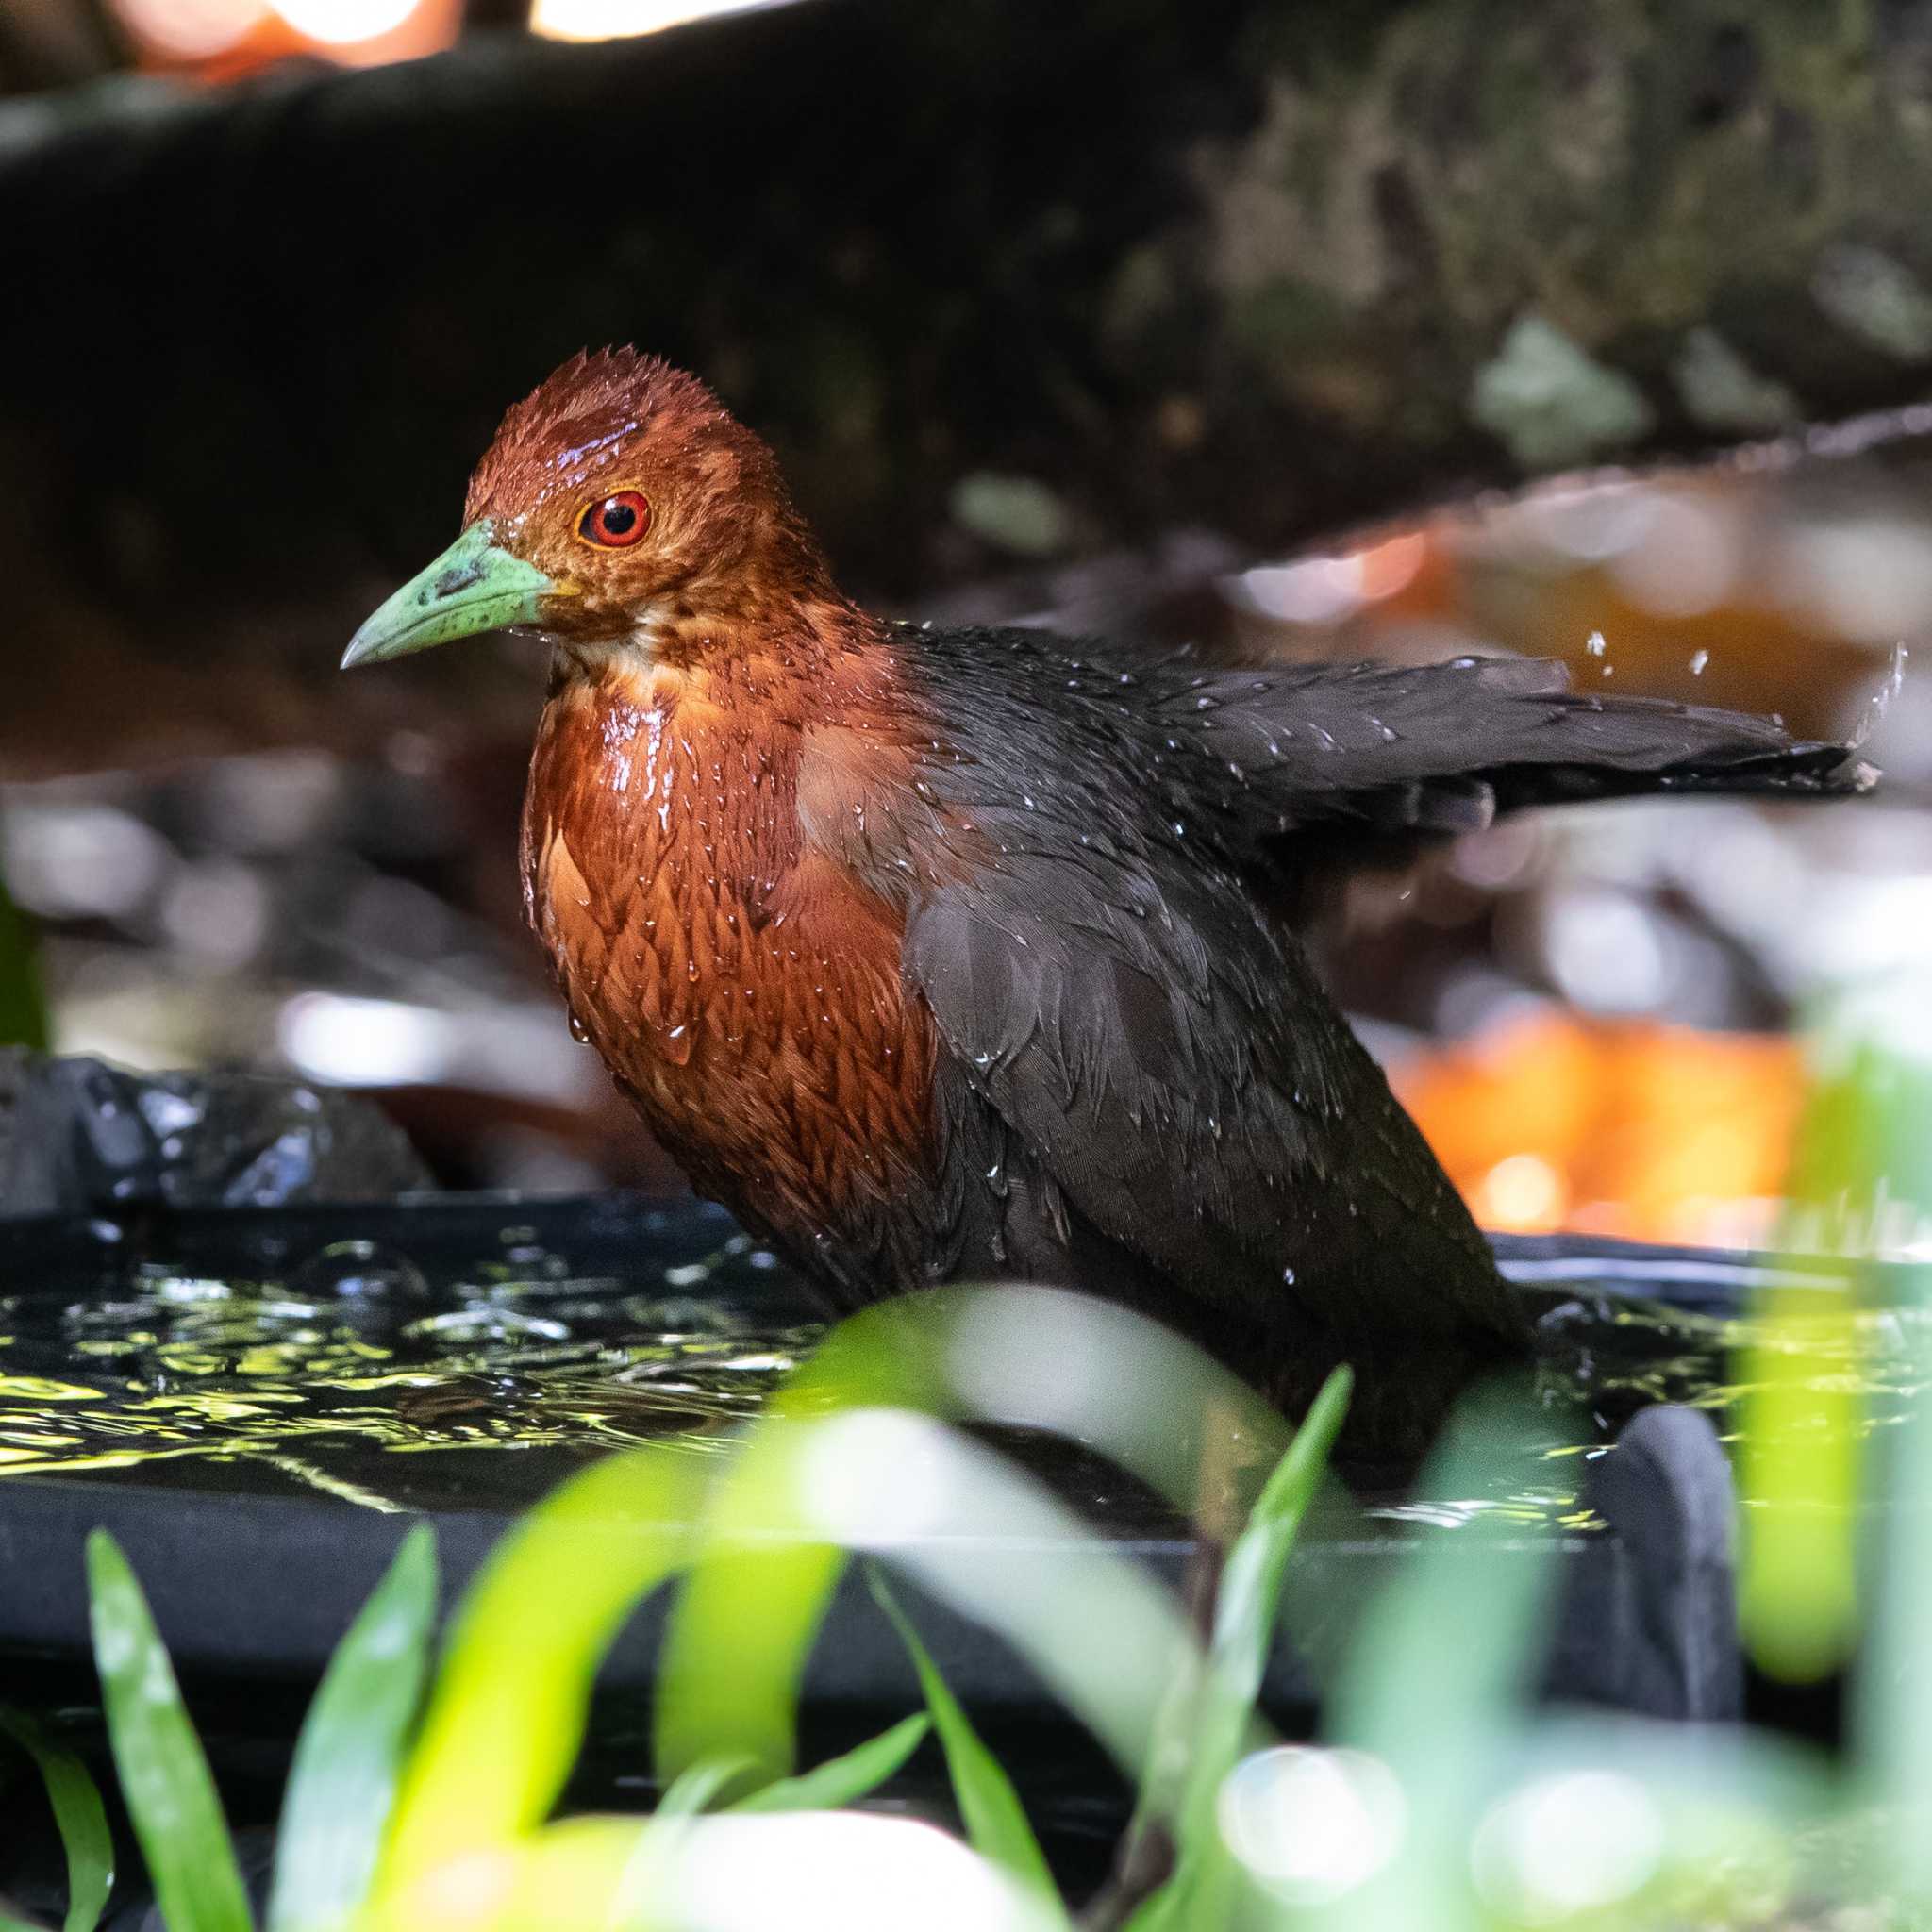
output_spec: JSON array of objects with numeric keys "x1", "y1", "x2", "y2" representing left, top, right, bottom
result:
[{"x1": 0, "y1": 1050, "x2": 431, "y2": 1217}]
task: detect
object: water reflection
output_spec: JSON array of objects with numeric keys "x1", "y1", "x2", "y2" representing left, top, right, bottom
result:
[
  {"x1": 0, "y1": 1211, "x2": 818, "y2": 1507},
  {"x1": 0, "y1": 1204, "x2": 1902, "y2": 1532}
]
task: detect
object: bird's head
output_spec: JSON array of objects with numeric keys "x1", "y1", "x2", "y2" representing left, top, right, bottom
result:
[{"x1": 342, "y1": 348, "x2": 834, "y2": 672}]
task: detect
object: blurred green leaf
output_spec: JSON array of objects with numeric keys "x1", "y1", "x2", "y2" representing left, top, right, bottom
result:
[
  {"x1": 0, "y1": 1705, "x2": 114, "y2": 1932},
  {"x1": 657, "y1": 1290, "x2": 1285, "y2": 1793},
  {"x1": 366, "y1": 1815, "x2": 647, "y2": 1932},
  {"x1": 1740, "y1": 1008, "x2": 1932, "y2": 1684},
  {"x1": 652, "y1": 1419, "x2": 847, "y2": 1794},
  {"x1": 0, "y1": 859, "x2": 48, "y2": 1052},
  {"x1": 380, "y1": 1444, "x2": 708, "y2": 1896},
  {"x1": 794, "y1": 1407, "x2": 1196, "y2": 1790},
  {"x1": 367, "y1": 1810, "x2": 1054, "y2": 1932},
  {"x1": 85, "y1": 1530, "x2": 253, "y2": 1932},
  {"x1": 1126, "y1": 1366, "x2": 1353, "y2": 1932},
  {"x1": 654, "y1": 1756, "x2": 753, "y2": 1822},
  {"x1": 728, "y1": 1714, "x2": 930, "y2": 1814},
  {"x1": 1323, "y1": 1388, "x2": 1561, "y2": 1932},
  {"x1": 869, "y1": 1570, "x2": 1064, "y2": 1923},
  {"x1": 1208, "y1": 1364, "x2": 1351, "y2": 1738},
  {"x1": 1853, "y1": 1277, "x2": 1932, "y2": 1882},
  {"x1": 266, "y1": 1525, "x2": 436, "y2": 1932},
  {"x1": 1735, "y1": 1275, "x2": 1861, "y2": 1683},
  {"x1": 653, "y1": 1300, "x2": 954, "y2": 1790}
]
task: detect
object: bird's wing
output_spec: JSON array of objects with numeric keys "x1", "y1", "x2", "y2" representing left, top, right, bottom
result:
[
  {"x1": 898, "y1": 781, "x2": 1519, "y2": 1348},
  {"x1": 1150, "y1": 651, "x2": 1874, "y2": 854}
]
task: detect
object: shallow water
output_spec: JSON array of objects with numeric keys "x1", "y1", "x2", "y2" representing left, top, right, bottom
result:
[
  {"x1": 0, "y1": 1200, "x2": 819, "y2": 1511},
  {"x1": 0, "y1": 1200, "x2": 1908, "y2": 1525}
]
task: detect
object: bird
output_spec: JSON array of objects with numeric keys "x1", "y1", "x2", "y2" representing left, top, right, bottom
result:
[{"x1": 342, "y1": 348, "x2": 1874, "y2": 1422}]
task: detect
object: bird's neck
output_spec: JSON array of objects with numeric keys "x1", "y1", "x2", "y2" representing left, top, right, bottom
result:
[
  {"x1": 551, "y1": 580, "x2": 888, "y2": 710},
  {"x1": 536, "y1": 594, "x2": 910, "y2": 874}
]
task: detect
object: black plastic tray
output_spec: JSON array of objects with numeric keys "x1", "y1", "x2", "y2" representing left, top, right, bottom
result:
[{"x1": 0, "y1": 1197, "x2": 1770, "y2": 1737}]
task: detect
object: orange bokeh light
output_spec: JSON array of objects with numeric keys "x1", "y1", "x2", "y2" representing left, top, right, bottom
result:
[
  {"x1": 114, "y1": 0, "x2": 457, "y2": 74},
  {"x1": 1393, "y1": 1011, "x2": 1803, "y2": 1248}
]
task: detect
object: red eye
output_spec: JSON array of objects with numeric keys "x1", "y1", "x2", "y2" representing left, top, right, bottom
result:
[{"x1": 577, "y1": 489, "x2": 650, "y2": 548}]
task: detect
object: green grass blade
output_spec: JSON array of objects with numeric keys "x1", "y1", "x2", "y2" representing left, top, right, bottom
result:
[
  {"x1": 656, "y1": 1290, "x2": 1289, "y2": 1792},
  {"x1": 367, "y1": 1812, "x2": 1056, "y2": 1932},
  {"x1": 1211, "y1": 1367, "x2": 1351, "y2": 1692},
  {"x1": 1742, "y1": 1005, "x2": 1932, "y2": 1684},
  {"x1": 365, "y1": 1816, "x2": 648, "y2": 1932},
  {"x1": 869, "y1": 1571, "x2": 1064, "y2": 1921},
  {"x1": 0, "y1": 1706, "x2": 114, "y2": 1932},
  {"x1": 1859, "y1": 1379, "x2": 1932, "y2": 1895},
  {"x1": 0, "y1": 859, "x2": 48, "y2": 1052},
  {"x1": 85, "y1": 1531, "x2": 253, "y2": 1932},
  {"x1": 1735, "y1": 1274, "x2": 1862, "y2": 1683},
  {"x1": 652, "y1": 1421, "x2": 847, "y2": 1792},
  {"x1": 653, "y1": 1300, "x2": 950, "y2": 1789},
  {"x1": 799, "y1": 1408, "x2": 1197, "y2": 1785},
  {"x1": 598, "y1": 1758, "x2": 757, "y2": 1927},
  {"x1": 1142, "y1": 1366, "x2": 1352, "y2": 1931},
  {"x1": 654, "y1": 1757, "x2": 754, "y2": 1822},
  {"x1": 380, "y1": 1443, "x2": 708, "y2": 1895},
  {"x1": 729, "y1": 1714, "x2": 931, "y2": 1815},
  {"x1": 1313, "y1": 1387, "x2": 1559, "y2": 1932},
  {"x1": 266, "y1": 1525, "x2": 436, "y2": 1932}
]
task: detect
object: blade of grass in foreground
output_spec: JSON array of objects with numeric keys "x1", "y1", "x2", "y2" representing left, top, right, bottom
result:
[
  {"x1": 655, "y1": 1757, "x2": 756, "y2": 1821},
  {"x1": 86, "y1": 1531, "x2": 253, "y2": 1932},
  {"x1": 656, "y1": 1289, "x2": 1288, "y2": 1791},
  {"x1": 1844, "y1": 1026, "x2": 1932, "y2": 1894},
  {"x1": 1737, "y1": 1033, "x2": 1875, "y2": 1684},
  {"x1": 1125, "y1": 1366, "x2": 1353, "y2": 1932},
  {"x1": 1319, "y1": 1386, "x2": 1561, "y2": 1932},
  {"x1": 651, "y1": 1299, "x2": 954, "y2": 1789},
  {"x1": 652, "y1": 1414, "x2": 849, "y2": 1792},
  {"x1": 728, "y1": 1714, "x2": 931, "y2": 1814},
  {"x1": 1742, "y1": 1005, "x2": 1932, "y2": 1684},
  {"x1": 870, "y1": 1570, "x2": 1065, "y2": 1923},
  {"x1": 1861, "y1": 1390, "x2": 1932, "y2": 1896},
  {"x1": 0, "y1": 1705, "x2": 114, "y2": 1932},
  {"x1": 367, "y1": 1811, "x2": 1053, "y2": 1932},
  {"x1": 0, "y1": 858, "x2": 48, "y2": 1052},
  {"x1": 267, "y1": 1525, "x2": 437, "y2": 1932},
  {"x1": 379, "y1": 1442, "x2": 708, "y2": 1895}
]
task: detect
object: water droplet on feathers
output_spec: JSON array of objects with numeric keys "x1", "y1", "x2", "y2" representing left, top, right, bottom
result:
[{"x1": 1586, "y1": 630, "x2": 1607, "y2": 657}]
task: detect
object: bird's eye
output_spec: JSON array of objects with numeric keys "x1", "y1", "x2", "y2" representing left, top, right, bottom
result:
[{"x1": 576, "y1": 490, "x2": 651, "y2": 548}]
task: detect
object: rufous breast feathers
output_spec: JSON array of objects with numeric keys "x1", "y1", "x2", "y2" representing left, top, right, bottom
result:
[{"x1": 520, "y1": 663, "x2": 939, "y2": 1237}]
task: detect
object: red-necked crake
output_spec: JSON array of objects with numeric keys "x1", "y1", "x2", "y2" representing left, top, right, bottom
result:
[{"x1": 343, "y1": 349, "x2": 1874, "y2": 1422}]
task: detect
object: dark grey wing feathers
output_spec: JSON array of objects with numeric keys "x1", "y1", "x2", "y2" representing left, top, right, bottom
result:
[
  {"x1": 888, "y1": 625, "x2": 1866, "y2": 1362},
  {"x1": 1148, "y1": 651, "x2": 1873, "y2": 854},
  {"x1": 895, "y1": 662, "x2": 1522, "y2": 1351}
]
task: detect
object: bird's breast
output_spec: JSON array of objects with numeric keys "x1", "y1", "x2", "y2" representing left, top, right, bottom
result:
[{"x1": 520, "y1": 670, "x2": 940, "y2": 1241}]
